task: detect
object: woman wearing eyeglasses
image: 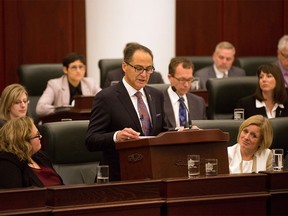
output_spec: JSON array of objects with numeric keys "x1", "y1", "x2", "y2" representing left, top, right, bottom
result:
[
  {"x1": 0, "y1": 116, "x2": 63, "y2": 188},
  {"x1": 36, "y1": 52, "x2": 101, "y2": 117},
  {"x1": 0, "y1": 83, "x2": 29, "y2": 127}
]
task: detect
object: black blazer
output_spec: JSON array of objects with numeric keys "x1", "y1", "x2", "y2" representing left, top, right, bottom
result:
[
  {"x1": 86, "y1": 81, "x2": 167, "y2": 181},
  {"x1": 236, "y1": 95, "x2": 288, "y2": 119},
  {"x1": 0, "y1": 150, "x2": 63, "y2": 189}
]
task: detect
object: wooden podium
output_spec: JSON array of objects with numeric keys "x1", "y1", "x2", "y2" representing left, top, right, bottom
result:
[{"x1": 115, "y1": 129, "x2": 230, "y2": 180}]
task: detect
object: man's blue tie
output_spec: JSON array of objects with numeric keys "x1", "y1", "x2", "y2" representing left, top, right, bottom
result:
[
  {"x1": 179, "y1": 97, "x2": 187, "y2": 127},
  {"x1": 135, "y1": 91, "x2": 151, "y2": 136}
]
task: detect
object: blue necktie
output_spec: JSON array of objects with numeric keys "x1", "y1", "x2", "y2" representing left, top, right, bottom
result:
[
  {"x1": 179, "y1": 97, "x2": 187, "y2": 127},
  {"x1": 135, "y1": 91, "x2": 151, "y2": 136}
]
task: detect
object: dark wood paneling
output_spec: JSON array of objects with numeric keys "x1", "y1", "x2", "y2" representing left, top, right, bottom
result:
[
  {"x1": 0, "y1": 0, "x2": 5, "y2": 85},
  {"x1": 176, "y1": 0, "x2": 222, "y2": 55},
  {"x1": 176, "y1": 0, "x2": 288, "y2": 57},
  {"x1": 223, "y1": 0, "x2": 283, "y2": 56},
  {"x1": 0, "y1": 0, "x2": 86, "y2": 92}
]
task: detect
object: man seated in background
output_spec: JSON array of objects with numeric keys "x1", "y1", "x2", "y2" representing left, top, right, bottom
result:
[
  {"x1": 164, "y1": 57, "x2": 206, "y2": 130},
  {"x1": 276, "y1": 35, "x2": 288, "y2": 88},
  {"x1": 103, "y1": 42, "x2": 164, "y2": 88},
  {"x1": 194, "y1": 41, "x2": 246, "y2": 89}
]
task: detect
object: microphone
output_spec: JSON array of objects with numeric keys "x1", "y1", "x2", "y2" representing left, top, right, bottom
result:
[
  {"x1": 172, "y1": 86, "x2": 192, "y2": 129},
  {"x1": 140, "y1": 114, "x2": 144, "y2": 120}
]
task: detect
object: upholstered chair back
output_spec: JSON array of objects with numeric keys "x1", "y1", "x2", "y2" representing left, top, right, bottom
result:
[
  {"x1": 40, "y1": 120, "x2": 102, "y2": 184},
  {"x1": 206, "y1": 76, "x2": 258, "y2": 119},
  {"x1": 98, "y1": 58, "x2": 122, "y2": 88},
  {"x1": 18, "y1": 64, "x2": 63, "y2": 123}
]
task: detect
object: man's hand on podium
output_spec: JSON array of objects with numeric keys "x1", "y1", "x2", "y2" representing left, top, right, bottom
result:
[{"x1": 116, "y1": 128, "x2": 140, "y2": 142}]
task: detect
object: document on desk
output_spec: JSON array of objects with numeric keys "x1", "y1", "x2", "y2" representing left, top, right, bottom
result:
[{"x1": 139, "y1": 136, "x2": 155, "y2": 139}]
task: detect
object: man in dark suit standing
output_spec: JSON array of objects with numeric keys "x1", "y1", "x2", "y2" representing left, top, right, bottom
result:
[
  {"x1": 194, "y1": 41, "x2": 246, "y2": 89},
  {"x1": 164, "y1": 57, "x2": 206, "y2": 130},
  {"x1": 85, "y1": 43, "x2": 167, "y2": 181}
]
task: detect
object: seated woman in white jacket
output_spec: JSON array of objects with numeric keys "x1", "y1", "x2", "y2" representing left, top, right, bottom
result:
[
  {"x1": 36, "y1": 53, "x2": 101, "y2": 117},
  {"x1": 228, "y1": 115, "x2": 273, "y2": 173}
]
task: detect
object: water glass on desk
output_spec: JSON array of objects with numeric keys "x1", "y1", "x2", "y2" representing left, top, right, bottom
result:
[
  {"x1": 205, "y1": 159, "x2": 218, "y2": 176},
  {"x1": 187, "y1": 155, "x2": 200, "y2": 178},
  {"x1": 272, "y1": 149, "x2": 283, "y2": 171},
  {"x1": 234, "y1": 108, "x2": 244, "y2": 120},
  {"x1": 191, "y1": 77, "x2": 200, "y2": 90},
  {"x1": 96, "y1": 165, "x2": 109, "y2": 183}
]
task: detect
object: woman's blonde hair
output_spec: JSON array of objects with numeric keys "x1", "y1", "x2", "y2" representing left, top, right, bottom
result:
[
  {"x1": 237, "y1": 115, "x2": 273, "y2": 152},
  {"x1": 0, "y1": 116, "x2": 34, "y2": 162},
  {"x1": 0, "y1": 84, "x2": 28, "y2": 120}
]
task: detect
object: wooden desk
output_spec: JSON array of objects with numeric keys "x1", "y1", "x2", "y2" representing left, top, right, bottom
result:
[
  {"x1": 40, "y1": 96, "x2": 94, "y2": 124},
  {"x1": 46, "y1": 180, "x2": 163, "y2": 216},
  {"x1": 261, "y1": 171, "x2": 288, "y2": 216},
  {"x1": 2, "y1": 172, "x2": 288, "y2": 215},
  {"x1": 0, "y1": 187, "x2": 50, "y2": 215},
  {"x1": 162, "y1": 174, "x2": 268, "y2": 216}
]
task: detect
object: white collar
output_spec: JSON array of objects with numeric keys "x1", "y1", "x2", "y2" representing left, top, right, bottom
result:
[
  {"x1": 255, "y1": 99, "x2": 284, "y2": 109},
  {"x1": 122, "y1": 77, "x2": 145, "y2": 98},
  {"x1": 213, "y1": 64, "x2": 228, "y2": 78},
  {"x1": 167, "y1": 86, "x2": 188, "y2": 105}
]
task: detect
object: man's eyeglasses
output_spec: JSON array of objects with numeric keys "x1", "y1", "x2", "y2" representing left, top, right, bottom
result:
[
  {"x1": 14, "y1": 100, "x2": 30, "y2": 105},
  {"x1": 69, "y1": 65, "x2": 86, "y2": 71},
  {"x1": 173, "y1": 76, "x2": 194, "y2": 84},
  {"x1": 125, "y1": 62, "x2": 155, "y2": 74},
  {"x1": 30, "y1": 132, "x2": 42, "y2": 140}
]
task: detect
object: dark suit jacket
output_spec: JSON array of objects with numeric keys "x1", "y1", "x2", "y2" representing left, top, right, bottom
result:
[
  {"x1": 163, "y1": 90, "x2": 206, "y2": 130},
  {"x1": 194, "y1": 65, "x2": 246, "y2": 89},
  {"x1": 104, "y1": 68, "x2": 164, "y2": 88},
  {"x1": 85, "y1": 81, "x2": 167, "y2": 181},
  {"x1": 236, "y1": 95, "x2": 288, "y2": 119},
  {"x1": 0, "y1": 151, "x2": 63, "y2": 189}
]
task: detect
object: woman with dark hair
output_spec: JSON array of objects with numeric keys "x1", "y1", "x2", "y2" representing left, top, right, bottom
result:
[
  {"x1": 36, "y1": 53, "x2": 101, "y2": 117},
  {"x1": 236, "y1": 63, "x2": 288, "y2": 119}
]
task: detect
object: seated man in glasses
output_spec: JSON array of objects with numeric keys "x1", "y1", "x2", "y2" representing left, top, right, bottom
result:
[
  {"x1": 103, "y1": 42, "x2": 164, "y2": 88},
  {"x1": 36, "y1": 53, "x2": 101, "y2": 117},
  {"x1": 164, "y1": 57, "x2": 206, "y2": 131}
]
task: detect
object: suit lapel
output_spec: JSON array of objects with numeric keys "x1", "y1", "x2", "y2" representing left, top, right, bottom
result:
[
  {"x1": 163, "y1": 90, "x2": 176, "y2": 127},
  {"x1": 144, "y1": 87, "x2": 155, "y2": 131},
  {"x1": 61, "y1": 75, "x2": 70, "y2": 105},
  {"x1": 116, "y1": 82, "x2": 143, "y2": 134},
  {"x1": 186, "y1": 94, "x2": 194, "y2": 121}
]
